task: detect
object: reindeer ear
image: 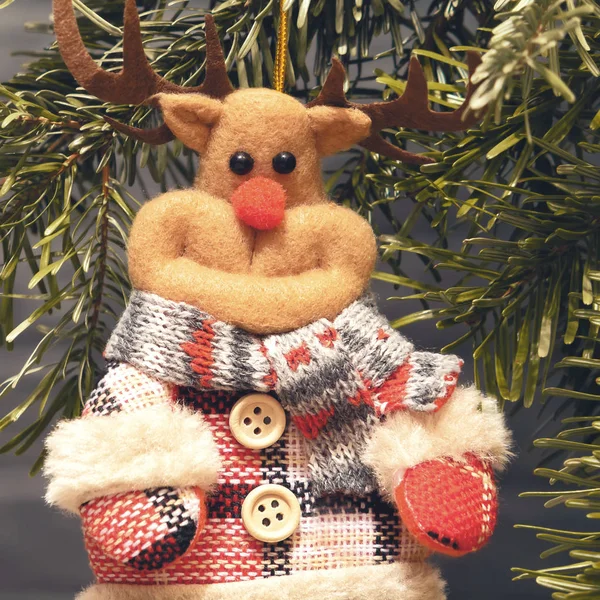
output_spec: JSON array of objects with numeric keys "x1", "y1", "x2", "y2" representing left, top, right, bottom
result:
[
  {"x1": 154, "y1": 93, "x2": 224, "y2": 153},
  {"x1": 307, "y1": 106, "x2": 372, "y2": 156}
]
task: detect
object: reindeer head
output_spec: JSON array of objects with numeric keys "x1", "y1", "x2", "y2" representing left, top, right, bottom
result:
[{"x1": 54, "y1": 0, "x2": 481, "y2": 333}]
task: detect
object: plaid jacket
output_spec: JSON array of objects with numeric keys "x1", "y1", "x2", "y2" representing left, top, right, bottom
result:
[{"x1": 81, "y1": 372, "x2": 430, "y2": 585}]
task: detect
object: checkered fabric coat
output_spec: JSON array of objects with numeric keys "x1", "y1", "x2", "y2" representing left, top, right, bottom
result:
[{"x1": 81, "y1": 373, "x2": 430, "y2": 584}]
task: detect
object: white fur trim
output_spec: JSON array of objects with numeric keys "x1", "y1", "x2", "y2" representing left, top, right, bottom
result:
[
  {"x1": 75, "y1": 562, "x2": 445, "y2": 600},
  {"x1": 363, "y1": 385, "x2": 513, "y2": 497},
  {"x1": 44, "y1": 405, "x2": 221, "y2": 513}
]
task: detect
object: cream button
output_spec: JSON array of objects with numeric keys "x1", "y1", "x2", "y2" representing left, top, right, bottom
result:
[
  {"x1": 241, "y1": 484, "x2": 301, "y2": 543},
  {"x1": 229, "y1": 393, "x2": 286, "y2": 449}
]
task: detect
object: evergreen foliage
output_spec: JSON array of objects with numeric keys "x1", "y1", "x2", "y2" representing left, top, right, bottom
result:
[{"x1": 0, "y1": 0, "x2": 599, "y2": 596}]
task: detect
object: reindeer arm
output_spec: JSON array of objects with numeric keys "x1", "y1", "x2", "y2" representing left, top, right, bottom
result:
[
  {"x1": 364, "y1": 386, "x2": 512, "y2": 556},
  {"x1": 364, "y1": 385, "x2": 512, "y2": 495},
  {"x1": 336, "y1": 300, "x2": 512, "y2": 556},
  {"x1": 128, "y1": 196, "x2": 377, "y2": 333},
  {"x1": 44, "y1": 362, "x2": 220, "y2": 569},
  {"x1": 44, "y1": 362, "x2": 221, "y2": 511}
]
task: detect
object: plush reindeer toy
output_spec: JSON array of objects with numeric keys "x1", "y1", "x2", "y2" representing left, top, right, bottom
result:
[{"x1": 45, "y1": 2, "x2": 512, "y2": 599}]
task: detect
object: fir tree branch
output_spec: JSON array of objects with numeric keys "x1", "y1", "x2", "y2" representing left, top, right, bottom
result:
[
  {"x1": 325, "y1": 2, "x2": 600, "y2": 596},
  {"x1": 0, "y1": 1, "x2": 600, "y2": 595}
]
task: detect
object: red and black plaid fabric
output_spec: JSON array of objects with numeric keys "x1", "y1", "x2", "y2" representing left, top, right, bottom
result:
[{"x1": 82, "y1": 487, "x2": 205, "y2": 570}]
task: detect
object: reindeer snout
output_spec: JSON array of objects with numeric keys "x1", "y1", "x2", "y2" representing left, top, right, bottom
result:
[{"x1": 231, "y1": 177, "x2": 286, "y2": 231}]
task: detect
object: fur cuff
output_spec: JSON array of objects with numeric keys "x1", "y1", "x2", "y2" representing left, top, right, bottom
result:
[
  {"x1": 76, "y1": 563, "x2": 445, "y2": 600},
  {"x1": 363, "y1": 385, "x2": 513, "y2": 497},
  {"x1": 44, "y1": 404, "x2": 221, "y2": 513}
]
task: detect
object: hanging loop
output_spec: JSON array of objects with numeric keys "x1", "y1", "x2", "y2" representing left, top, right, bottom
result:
[{"x1": 273, "y1": 0, "x2": 289, "y2": 92}]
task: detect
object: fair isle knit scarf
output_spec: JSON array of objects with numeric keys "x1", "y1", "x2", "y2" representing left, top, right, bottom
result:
[{"x1": 105, "y1": 290, "x2": 463, "y2": 497}]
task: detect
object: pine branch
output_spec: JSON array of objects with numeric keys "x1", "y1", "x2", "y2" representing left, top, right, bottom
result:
[
  {"x1": 470, "y1": 0, "x2": 600, "y2": 125},
  {"x1": 324, "y1": 1, "x2": 600, "y2": 596},
  {"x1": 1, "y1": 0, "x2": 600, "y2": 595}
]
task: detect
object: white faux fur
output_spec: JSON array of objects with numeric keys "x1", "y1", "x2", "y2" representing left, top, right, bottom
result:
[
  {"x1": 44, "y1": 405, "x2": 221, "y2": 513},
  {"x1": 363, "y1": 385, "x2": 513, "y2": 497},
  {"x1": 75, "y1": 562, "x2": 446, "y2": 600}
]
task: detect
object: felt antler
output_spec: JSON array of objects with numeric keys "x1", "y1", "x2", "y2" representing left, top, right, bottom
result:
[
  {"x1": 53, "y1": 0, "x2": 233, "y2": 143},
  {"x1": 308, "y1": 53, "x2": 482, "y2": 165}
]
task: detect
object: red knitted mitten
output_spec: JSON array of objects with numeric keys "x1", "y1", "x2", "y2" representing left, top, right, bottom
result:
[
  {"x1": 394, "y1": 454, "x2": 497, "y2": 557},
  {"x1": 81, "y1": 486, "x2": 206, "y2": 570}
]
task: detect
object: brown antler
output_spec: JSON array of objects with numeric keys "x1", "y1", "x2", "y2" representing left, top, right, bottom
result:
[
  {"x1": 308, "y1": 52, "x2": 482, "y2": 165},
  {"x1": 53, "y1": 0, "x2": 233, "y2": 143}
]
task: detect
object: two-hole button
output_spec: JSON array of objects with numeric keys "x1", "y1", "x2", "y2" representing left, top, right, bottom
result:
[{"x1": 229, "y1": 393, "x2": 286, "y2": 450}]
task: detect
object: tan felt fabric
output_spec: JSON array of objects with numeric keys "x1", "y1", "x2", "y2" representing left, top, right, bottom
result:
[
  {"x1": 128, "y1": 191, "x2": 376, "y2": 334},
  {"x1": 113, "y1": 88, "x2": 380, "y2": 334},
  {"x1": 363, "y1": 385, "x2": 513, "y2": 499},
  {"x1": 44, "y1": 405, "x2": 221, "y2": 513},
  {"x1": 76, "y1": 562, "x2": 446, "y2": 600},
  {"x1": 156, "y1": 94, "x2": 224, "y2": 154},
  {"x1": 307, "y1": 106, "x2": 372, "y2": 157}
]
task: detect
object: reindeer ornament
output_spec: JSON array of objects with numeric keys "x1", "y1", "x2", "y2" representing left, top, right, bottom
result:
[{"x1": 44, "y1": 2, "x2": 512, "y2": 599}]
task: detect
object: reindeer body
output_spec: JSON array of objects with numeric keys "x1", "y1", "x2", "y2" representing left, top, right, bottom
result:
[{"x1": 43, "y1": 2, "x2": 512, "y2": 598}]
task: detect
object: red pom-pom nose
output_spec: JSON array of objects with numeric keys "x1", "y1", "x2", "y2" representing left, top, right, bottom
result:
[{"x1": 231, "y1": 177, "x2": 286, "y2": 230}]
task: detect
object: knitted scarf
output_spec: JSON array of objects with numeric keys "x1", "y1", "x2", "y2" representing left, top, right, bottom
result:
[{"x1": 105, "y1": 290, "x2": 463, "y2": 497}]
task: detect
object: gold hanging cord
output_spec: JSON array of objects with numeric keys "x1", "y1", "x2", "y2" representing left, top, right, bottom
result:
[{"x1": 273, "y1": 0, "x2": 289, "y2": 92}]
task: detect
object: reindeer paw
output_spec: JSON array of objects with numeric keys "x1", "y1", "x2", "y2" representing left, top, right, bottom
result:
[
  {"x1": 81, "y1": 487, "x2": 206, "y2": 570},
  {"x1": 394, "y1": 454, "x2": 497, "y2": 557}
]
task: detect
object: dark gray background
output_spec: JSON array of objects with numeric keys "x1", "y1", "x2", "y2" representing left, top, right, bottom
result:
[{"x1": 0, "y1": 2, "x2": 581, "y2": 599}]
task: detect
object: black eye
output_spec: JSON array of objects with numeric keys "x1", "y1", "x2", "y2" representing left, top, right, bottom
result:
[
  {"x1": 272, "y1": 152, "x2": 296, "y2": 174},
  {"x1": 229, "y1": 151, "x2": 254, "y2": 175}
]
